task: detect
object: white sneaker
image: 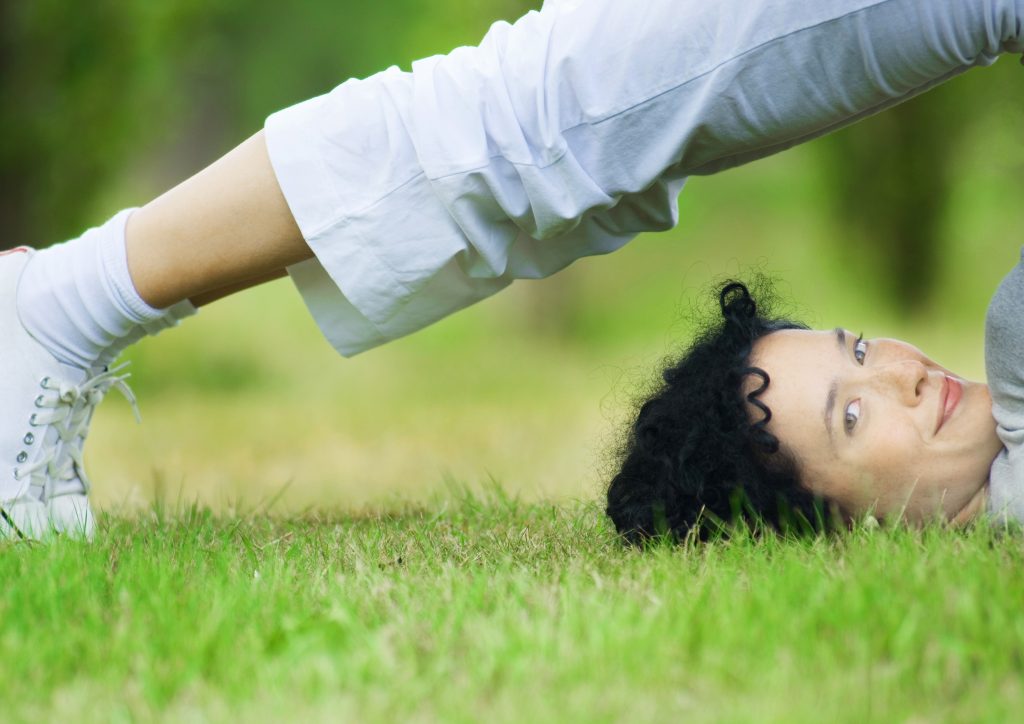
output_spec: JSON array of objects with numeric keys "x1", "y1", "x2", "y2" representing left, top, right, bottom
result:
[
  {"x1": 41, "y1": 364, "x2": 140, "y2": 539},
  {"x1": 1, "y1": 247, "x2": 138, "y2": 541}
]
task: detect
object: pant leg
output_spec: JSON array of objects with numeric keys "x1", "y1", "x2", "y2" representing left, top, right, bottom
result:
[{"x1": 265, "y1": 0, "x2": 1024, "y2": 356}]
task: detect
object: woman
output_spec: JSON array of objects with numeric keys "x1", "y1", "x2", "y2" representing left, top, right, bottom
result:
[
  {"x1": 3, "y1": 0, "x2": 1023, "y2": 540},
  {"x1": 606, "y1": 277, "x2": 1015, "y2": 542}
]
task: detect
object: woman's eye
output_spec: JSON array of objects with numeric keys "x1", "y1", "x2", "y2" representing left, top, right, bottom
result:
[
  {"x1": 844, "y1": 399, "x2": 861, "y2": 433},
  {"x1": 854, "y1": 335, "x2": 868, "y2": 365}
]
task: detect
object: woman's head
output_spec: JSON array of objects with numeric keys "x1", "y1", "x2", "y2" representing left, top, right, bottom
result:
[
  {"x1": 747, "y1": 327, "x2": 998, "y2": 525},
  {"x1": 606, "y1": 281, "x2": 1001, "y2": 543}
]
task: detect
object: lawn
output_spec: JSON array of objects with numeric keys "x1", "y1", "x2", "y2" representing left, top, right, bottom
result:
[{"x1": 4, "y1": 497, "x2": 1023, "y2": 722}]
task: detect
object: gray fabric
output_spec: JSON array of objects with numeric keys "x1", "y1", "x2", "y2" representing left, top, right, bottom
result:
[{"x1": 985, "y1": 249, "x2": 1024, "y2": 523}]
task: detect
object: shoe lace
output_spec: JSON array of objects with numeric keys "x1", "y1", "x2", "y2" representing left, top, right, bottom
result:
[{"x1": 13, "y1": 363, "x2": 140, "y2": 499}]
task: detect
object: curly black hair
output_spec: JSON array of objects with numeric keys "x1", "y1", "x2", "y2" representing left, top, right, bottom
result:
[{"x1": 606, "y1": 280, "x2": 829, "y2": 543}]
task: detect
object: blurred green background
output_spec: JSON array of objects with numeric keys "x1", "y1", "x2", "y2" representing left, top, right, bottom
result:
[{"x1": 2, "y1": 1, "x2": 1023, "y2": 511}]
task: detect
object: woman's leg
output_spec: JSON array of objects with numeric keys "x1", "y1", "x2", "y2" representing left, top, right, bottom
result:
[
  {"x1": 126, "y1": 131, "x2": 312, "y2": 309},
  {"x1": 189, "y1": 269, "x2": 289, "y2": 308},
  {"x1": 1, "y1": 132, "x2": 308, "y2": 541}
]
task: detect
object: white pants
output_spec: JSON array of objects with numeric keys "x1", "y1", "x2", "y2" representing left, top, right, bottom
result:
[{"x1": 264, "y1": 0, "x2": 1024, "y2": 357}]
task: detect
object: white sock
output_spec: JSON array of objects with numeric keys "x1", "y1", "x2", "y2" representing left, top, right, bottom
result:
[{"x1": 16, "y1": 209, "x2": 197, "y2": 371}]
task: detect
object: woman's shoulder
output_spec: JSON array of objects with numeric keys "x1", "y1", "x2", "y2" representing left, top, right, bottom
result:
[
  {"x1": 985, "y1": 249, "x2": 1024, "y2": 380},
  {"x1": 985, "y1": 248, "x2": 1024, "y2": 428},
  {"x1": 984, "y1": 253, "x2": 1024, "y2": 514},
  {"x1": 987, "y1": 448, "x2": 1024, "y2": 525}
]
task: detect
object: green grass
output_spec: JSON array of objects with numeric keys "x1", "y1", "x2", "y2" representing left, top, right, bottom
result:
[{"x1": 4, "y1": 495, "x2": 1024, "y2": 722}]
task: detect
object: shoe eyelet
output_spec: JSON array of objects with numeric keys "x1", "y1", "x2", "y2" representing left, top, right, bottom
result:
[
  {"x1": 15, "y1": 452, "x2": 27, "y2": 464},
  {"x1": 34, "y1": 395, "x2": 44, "y2": 408},
  {"x1": 29, "y1": 414, "x2": 38, "y2": 426},
  {"x1": 23, "y1": 433, "x2": 34, "y2": 445},
  {"x1": 40, "y1": 377, "x2": 50, "y2": 388}
]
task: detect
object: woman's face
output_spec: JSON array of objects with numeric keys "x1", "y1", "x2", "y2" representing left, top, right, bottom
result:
[{"x1": 748, "y1": 329, "x2": 1002, "y2": 523}]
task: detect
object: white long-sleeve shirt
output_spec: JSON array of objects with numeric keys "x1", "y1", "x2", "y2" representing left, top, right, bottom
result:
[{"x1": 265, "y1": 0, "x2": 1024, "y2": 356}]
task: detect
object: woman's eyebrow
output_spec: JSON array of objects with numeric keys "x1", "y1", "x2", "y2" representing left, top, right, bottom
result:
[{"x1": 823, "y1": 328, "x2": 847, "y2": 445}]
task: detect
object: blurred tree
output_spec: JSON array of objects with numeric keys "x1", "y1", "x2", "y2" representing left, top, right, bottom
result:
[
  {"x1": 815, "y1": 59, "x2": 1023, "y2": 309},
  {"x1": 816, "y1": 91, "x2": 959, "y2": 308},
  {"x1": 0, "y1": 0, "x2": 243, "y2": 247}
]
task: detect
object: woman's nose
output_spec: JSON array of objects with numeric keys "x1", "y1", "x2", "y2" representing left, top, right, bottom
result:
[{"x1": 873, "y1": 359, "x2": 928, "y2": 405}]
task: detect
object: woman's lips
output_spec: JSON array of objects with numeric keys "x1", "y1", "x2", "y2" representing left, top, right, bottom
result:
[{"x1": 937, "y1": 375, "x2": 962, "y2": 433}]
